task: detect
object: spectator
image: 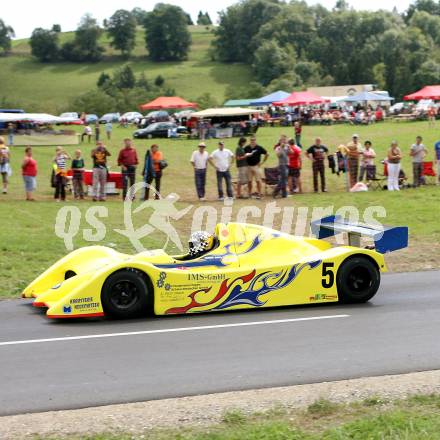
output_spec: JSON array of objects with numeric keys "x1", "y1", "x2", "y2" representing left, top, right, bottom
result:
[
  {"x1": 273, "y1": 141, "x2": 289, "y2": 198},
  {"x1": 209, "y1": 141, "x2": 234, "y2": 201},
  {"x1": 287, "y1": 138, "x2": 302, "y2": 194},
  {"x1": 387, "y1": 141, "x2": 402, "y2": 191},
  {"x1": 435, "y1": 138, "x2": 440, "y2": 185},
  {"x1": 0, "y1": 139, "x2": 11, "y2": 194},
  {"x1": 22, "y1": 147, "x2": 37, "y2": 201},
  {"x1": 410, "y1": 136, "x2": 427, "y2": 187},
  {"x1": 294, "y1": 121, "x2": 302, "y2": 147},
  {"x1": 91, "y1": 141, "x2": 111, "y2": 202},
  {"x1": 428, "y1": 107, "x2": 436, "y2": 128},
  {"x1": 71, "y1": 149, "x2": 85, "y2": 200},
  {"x1": 235, "y1": 137, "x2": 249, "y2": 199},
  {"x1": 118, "y1": 138, "x2": 139, "y2": 200},
  {"x1": 359, "y1": 140, "x2": 376, "y2": 181},
  {"x1": 105, "y1": 121, "x2": 113, "y2": 140},
  {"x1": 190, "y1": 142, "x2": 209, "y2": 201},
  {"x1": 245, "y1": 136, "x2": 268, "y2": 199},
  {"x1": 346, "y1": 134, "x2": 361, "y2": 188},
  {"x1": 95, "y1": 122, "x2": 101, "y2": 142},
  {"x1": 7, "y1": 123, "x2": 14, "y2": 146},
  {"x1": 307, "y1": 137, "x2": 329, "y2": 193},
  {"x1": 81, "y1": 124, "x2": 93, "y2": 143},
  {"x1": 53, "y1": 146, "x2": 70, "y2": 202},
  {"x1": 143, "y1": 144, "x2": 164, "y2": 200}
]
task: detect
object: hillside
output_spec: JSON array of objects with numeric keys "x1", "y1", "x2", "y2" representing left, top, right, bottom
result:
[{"x1": 0, "y1": 26, "x2": 253, "y2": 113}]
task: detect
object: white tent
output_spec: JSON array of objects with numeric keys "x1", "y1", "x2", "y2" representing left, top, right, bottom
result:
[
  {"x1": 191, "y1": 107, "x2": 263, "y2": 118},
  {"x1": 0, "y1": 113, "x2": 65, "y2": 124}
]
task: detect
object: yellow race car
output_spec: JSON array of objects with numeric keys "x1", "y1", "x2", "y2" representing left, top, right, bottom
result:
[{"x1": 22, "y1": 216, "x2": 408, "y2": 319}]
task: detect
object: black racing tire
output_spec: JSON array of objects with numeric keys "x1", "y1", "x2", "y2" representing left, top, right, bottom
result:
[
  {"x1": 337, "y1": 256, "x2": 380, "y2": 304},
  {"x1": 101, "y1": 269, "x2": 150, "y2": 319}
]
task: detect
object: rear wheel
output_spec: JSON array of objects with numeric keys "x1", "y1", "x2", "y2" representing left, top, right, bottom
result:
[
  {"x1": 101, "y1": 269, "x2": 149, "y2": 319},
  {"x1": 337, "y1": 256, "x2": 380, "y2": 303}
]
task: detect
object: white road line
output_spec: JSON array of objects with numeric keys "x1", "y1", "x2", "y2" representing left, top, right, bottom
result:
[{"x1": 0, "y1": 314, "x2": 349, "y2": 347}]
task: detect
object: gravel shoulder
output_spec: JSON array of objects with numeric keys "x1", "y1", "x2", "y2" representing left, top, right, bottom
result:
[{"x1": 2, "y1": 370, "x2": 440, "y2": 439}]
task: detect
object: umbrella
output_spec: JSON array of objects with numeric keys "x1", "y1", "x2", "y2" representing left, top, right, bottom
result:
[
  {"x1": 404, "y1": 85, "x2": 440, "y2": 101},
  {"x1": 139, "y1": 96, "x2": 197, "y2": 110},
  {"x1": 273, "y1": 91, "x2": 329, "y2": 106}
]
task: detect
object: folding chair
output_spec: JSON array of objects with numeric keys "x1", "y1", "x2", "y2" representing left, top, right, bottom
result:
[
  {"x1": 422, "y1": 161, "x2": 436, "y2": 185},
  {"x1": 367, "y1": 164, "x2": 386, "y2": 190},
  {"x1": 263, "y1": 167, "x2": 279, "y2": 195}
]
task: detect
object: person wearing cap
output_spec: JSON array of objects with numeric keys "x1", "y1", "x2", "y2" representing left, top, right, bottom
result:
[
  {"x1": 190, "y1": 142, "x2": 209, "y2": 201},
  {"x1": 209, "y1": 141, "x2": 234, "y2": 201},
  {"x1": 306, "y1": 137, "x2": 329, "y2": 193},
  {"x1": 346, "y1": 134, "x2": 361, "y2": 188}
]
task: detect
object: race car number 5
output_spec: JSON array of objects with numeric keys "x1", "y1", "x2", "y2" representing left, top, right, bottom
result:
[{"x1": 321, "y1": 262, "x2": 335, "y2": 288}]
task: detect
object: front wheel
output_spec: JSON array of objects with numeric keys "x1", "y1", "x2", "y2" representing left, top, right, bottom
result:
[
  {"x1": 337, "y1": 256, "x2": 380, "y2": 303},
  {"x1": 147, "y1": 133, "x2": 153, "y2": 139},
  {"x1": 101, "y1": 269, "x2": 150, "y2": 319}
]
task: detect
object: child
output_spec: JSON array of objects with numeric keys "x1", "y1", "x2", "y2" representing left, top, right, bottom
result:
[
  {"x1": 22, "y1": 147, "x2": 37, "y2": 201},
  {"x1": 0, "y1": 139, "x2": 11, "y2": 194},
  {"x1": 71, "y1": 149, "x2": 85, "y2": 199},
  {"x1": 53, "y1": 146, "x2": 70, "y2": 201}
]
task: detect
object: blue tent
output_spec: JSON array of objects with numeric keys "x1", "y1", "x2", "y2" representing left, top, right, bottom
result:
[
  {"x1": 338, "y1": 91, "x2": 394, "y2": 102},
  {"x1": 250, "y1": 90, "x2": 290, "y2": 106}
]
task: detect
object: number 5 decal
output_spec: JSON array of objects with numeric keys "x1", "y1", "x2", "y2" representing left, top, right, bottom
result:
[{"x1": 322, "y1": 262, "x2": 335, "y2": 288}]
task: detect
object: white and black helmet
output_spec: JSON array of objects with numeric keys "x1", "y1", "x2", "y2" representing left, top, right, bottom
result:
[{"x1": 188, "y1": 231, "x2": 215, "y2": 258}]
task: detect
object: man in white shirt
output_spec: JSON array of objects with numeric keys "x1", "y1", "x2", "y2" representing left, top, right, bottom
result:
[
  {"x1": 209, "y1": 141, "x2": 234, "y2": 200},
  {"x1": 190, "y1": 142, "x2": 209, "y2": 201}
]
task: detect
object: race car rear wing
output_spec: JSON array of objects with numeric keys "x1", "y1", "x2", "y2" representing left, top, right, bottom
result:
[{"x1": 311, "y1": 215, "x2": 408, "y2": 254}]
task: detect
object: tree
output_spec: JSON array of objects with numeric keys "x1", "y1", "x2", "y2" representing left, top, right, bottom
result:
[
  {"x1": 213, "y1": 0, "x2": 283, "y2": 63},
  {"x1": 30, "y1": 28, "x2": 59, "y2": 62},
  {"x1": 107, "y1": 9, "x2": 137, "y2": 57},
  {"x1": 52, "y1": 24, "x2": 61, "y2": 33},
  {"x1": 97, "y1": 72, "x2": 111, "y2": 88},
  {"x1": 113, "y1": 65, "x2": 136, "y2": 89},
  {"x1": 0, "y1": 19, "x2": 14, "y2": 55},
  {"x1": 137, "y1": 72, "x2": 151, "y2": 90},
  {"x1": 72, "y1": 89, "x2": 117, "y2": 115},
  {"x1": 155, "y1": 75, "x2": 165, "y2": 87},
  {"x1": 415, "y1": 60, "x2": 440, "y2": 87},
  {"x1": 197, "y1": 11, "x2": 212, "y2": 25},
  {"x1": 143, "y1": 4, "x2": 192, "y2": 61},
  {"x1": 253, "y1": 40, "x2": 294, "y2": 85},
  {"x1": 406, "y1": 0, "x2": 440, "y2": 22},
  {"x1": 61, "y1": 14, "x2": 104, "y2": 62},
  {"x1": 131, "y1": 7, "x2": 148, "y2": 25},
  {"x1": 196, "y1": 92, "x2": 218, "y2": 109},
  {"x1": 185, "y1": 13, "x2": 194, "y2": 25}
]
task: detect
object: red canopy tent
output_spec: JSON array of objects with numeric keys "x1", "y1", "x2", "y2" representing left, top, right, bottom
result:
[
  {"x1": 404, "y1": 86, "x2": 440, "y2": 101},
  {"x1": 139, "y1": 96, "x2": 197, "y2": 110},
  {"x1": 272, "y1": 91, "x2": 329, "y2": 106}
]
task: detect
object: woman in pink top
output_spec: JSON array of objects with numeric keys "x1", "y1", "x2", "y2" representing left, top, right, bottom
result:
[{"x1": 22, "y1": 147, "x2": 37, "y2": 201}]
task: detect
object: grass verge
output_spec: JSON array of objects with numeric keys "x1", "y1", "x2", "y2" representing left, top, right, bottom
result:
[{"x1": 35, "y1": 394, "x2": 440, "y2": 439}]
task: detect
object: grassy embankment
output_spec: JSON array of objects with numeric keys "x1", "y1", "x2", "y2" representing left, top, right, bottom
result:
[{"x1": 0, "y1": 26, "x2": 253, "y2": 112}]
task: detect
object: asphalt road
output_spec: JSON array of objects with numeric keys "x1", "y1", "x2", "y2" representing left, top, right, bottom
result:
[{"x1": 0, "y1": 270, "x2": 439, "y2": 416}]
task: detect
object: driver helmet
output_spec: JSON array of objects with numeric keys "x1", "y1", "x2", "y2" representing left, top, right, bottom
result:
[{"x1": 188, "y1": 231, "x2": 216, "y2": 258}]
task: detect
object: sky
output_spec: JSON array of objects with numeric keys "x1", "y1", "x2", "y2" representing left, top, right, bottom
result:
[{"x1": 3, "y1": 0, "x2": 413, "y2": 39}]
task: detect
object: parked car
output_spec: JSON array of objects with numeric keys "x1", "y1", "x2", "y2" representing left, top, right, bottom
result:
[
  {"x1": 133, "y1": 122, "x2": 188, "y2": 139},
  {"x1": 120, "y1": 112, "x2": 143, "y2": 123},
  {"x1": 59, "y1": 112, "x2": 83, "y2": 125},
  {"x1": 85, "y1": 114, "x2": 99, "y2": 124},
  {"x1": 99, "y1": 113, "x2": 120, "y2": 124}
]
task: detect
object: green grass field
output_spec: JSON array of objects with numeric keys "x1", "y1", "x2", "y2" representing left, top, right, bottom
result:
[
  {"x1": 1, "y1": 26, "x2": 253, "y2": 113},
  {"x1": 40, "y1": 394, "x2": 440, "y2": 439},
  {"x1": 0, "y1": 120, "x2": 439, "y2": 298}
]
